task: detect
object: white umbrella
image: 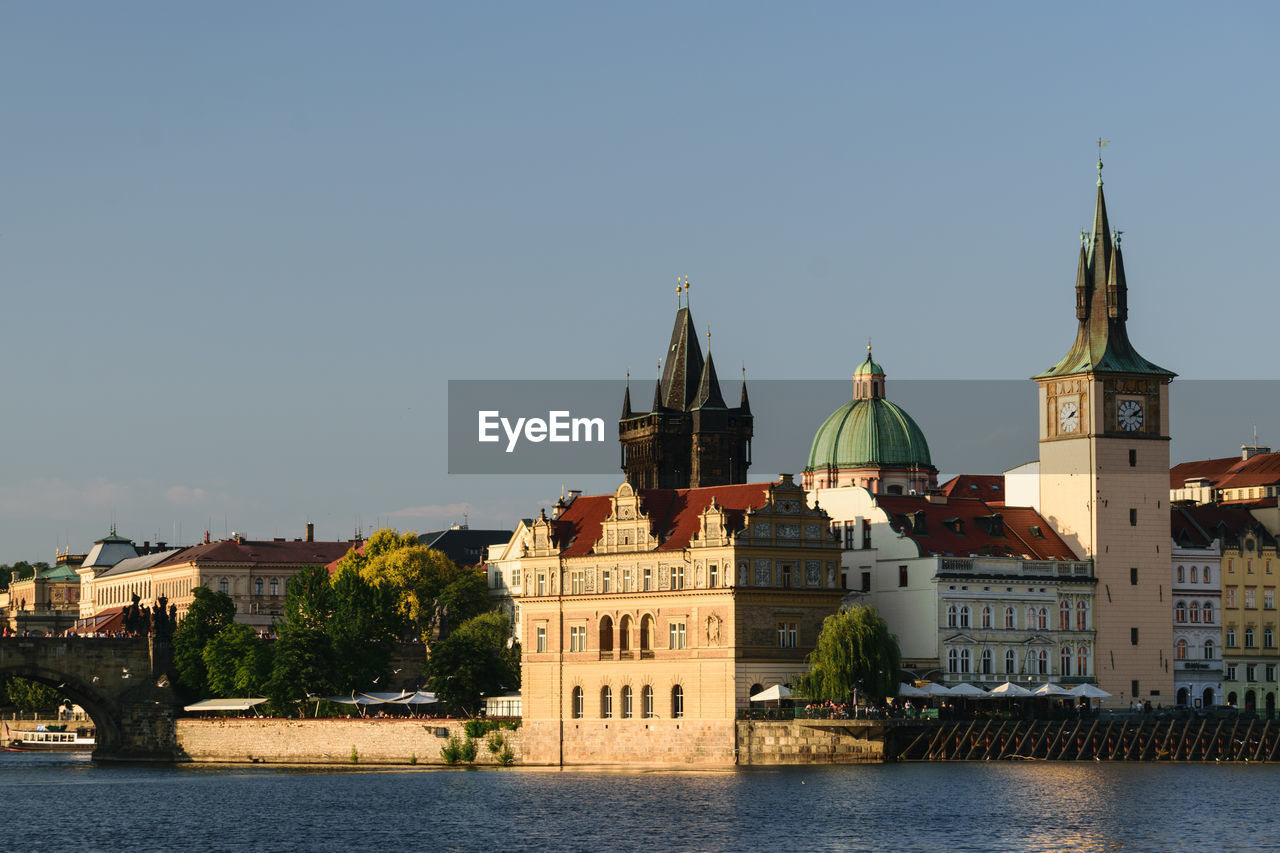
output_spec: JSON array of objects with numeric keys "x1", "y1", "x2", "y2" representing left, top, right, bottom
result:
[
  {"x1": 897, "y1": 682, "x2": 928, "y2": 698},
  {"x1": 922, "y1": 682, "x2": 953, "y2": 696},
  {"x1": 750, "y1": 684, "x2": 793, "y2": 702},
  {"x1": 1031, "y1": 682, "x2": 1074, "y2": 697},
  {"x1": 948, "y1": 682, "x2": 990, "y2": 697},
  {"x1": 988, "y1": 681, "x2": 1032, "y2": 697},
  {"x1": 1067, "y1": 683, "x2": 1112, "y2": 699}
]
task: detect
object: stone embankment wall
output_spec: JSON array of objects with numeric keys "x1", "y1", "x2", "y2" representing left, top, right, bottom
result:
[
  {"x1": 175, "y1": 719, "x2": 522, "y2": 766},
  {"x1": 736, "y1": 720, "x2": 885, "y2": 764},
  {"x1": 521, "y1": 719, "x2": 737, "y2": 766}
]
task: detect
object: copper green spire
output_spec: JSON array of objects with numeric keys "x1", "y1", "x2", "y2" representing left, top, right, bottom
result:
[{"x1": 1034, "y1": 164, "x2": 1173, "y2": 380}]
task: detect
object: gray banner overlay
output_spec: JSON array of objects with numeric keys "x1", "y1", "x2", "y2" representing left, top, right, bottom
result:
[{"x1": 449, "y1": 379, "x2": 1280, "y2": 478}]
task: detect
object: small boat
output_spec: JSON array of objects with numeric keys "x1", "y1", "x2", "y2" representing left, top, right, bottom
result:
[{"x1": 6, "y1": 725, "x2": 96, "y2": 751}]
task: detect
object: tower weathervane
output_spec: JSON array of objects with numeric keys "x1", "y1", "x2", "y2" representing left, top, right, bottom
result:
[{"x1": 1096, "y1": 138, "x2": 1110, "y2": 186}]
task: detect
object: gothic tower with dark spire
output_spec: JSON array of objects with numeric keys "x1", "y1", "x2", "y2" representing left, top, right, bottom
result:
[
  {"x1": 619, "y1": 283, "x2": 753, "y2": 489},
  {"x1": 1034, "y1": 157, "x2": 1176, "y2": 705}
]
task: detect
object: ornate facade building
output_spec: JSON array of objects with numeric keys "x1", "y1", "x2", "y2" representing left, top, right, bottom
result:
[
  {"x1": 514, "y1": 475, "x2": 844, "y2": 765},
  {"x1": 1032, "y1": 163, "x2": 1176, "y2": 705},
  {"x1": 619, "y1": 288, "x2": 752, "y2": 489}
]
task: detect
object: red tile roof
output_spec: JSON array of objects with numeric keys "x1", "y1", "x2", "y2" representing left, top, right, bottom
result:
[
  {"x1": 550, "y1": 483, "x2": 774, "y2": 558},
  {"x1": 938, "y1": 474, "x2": 1006, "y2": 505},
  {"x1": 1170, "y1": 456, "x2": 1238, "y2": 489},
  {"x1": 873, "y1": 495, "x2": 1078, "y2": 560},
  {"x1": 154, "y1": 538, "x2": 356, "y2": 568},
  {"x1": 1172, "y1": 503, "x2": 1276, "y2": 548},
  {"x1": 1170, "y1": 453, "x2": 1280, "y2": 491}
]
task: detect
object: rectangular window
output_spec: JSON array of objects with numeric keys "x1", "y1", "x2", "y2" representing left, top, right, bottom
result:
[
  {"x1": 537, "y1": 574, "x2": 546, "y2": 596},
  {"x1": 898, "y1": 566, "x2": 908, "y2": 588},
  {"x1": 1266, "y1": 589, "x2": 1275, "y2": 610},
  {"x1": 1131, "y1": 679, "x2": 1140, "y2": 698},
  {"x1": 1268, "y1": 665, "x2": 1276, "y2": 682},
  {"x1": 536, "y1": 626, "x2": 547, "y2": 654},
  {"x1": 1246, "y1": 588, "x2": 1256, "y2": 609},
  {"x1": 781, "y1": 564, "x2": 793, "y2": 589},
  {"x1": 571, "y1": 572, "x2": 585, "y2": 595},
  {"x1": 1226, "y1": 587, "x2": 1238, "y2": 609},
  {"x1": 861, "y1": 571, "x2": 871, "y2": 593},
  {"x1": 643, "y1": 568, "x2": 652, "y2": 591},
  {"x1": 1129, "y1": 508, "x2": 1138, "y2": 527},
  {"x1": 844, "y1": 521, "x2": 856, "y2": 550},
  {"x1": 1248, "y1": 560, "x2": 1255, "y2": 574},
  {"x1": 777, "y1": 622, "x2": 798, "y2": 648},
  {"x1": 512, "y1": 569, "x2": 521, "y2": 588},
  {"x1": 1227, "y1": 664, "x2": 1237, "y2": 682},
  {"x1": 668, "y1": 621, "x2": 686, "y2": 650},
  {"x1": 1130, "y1": 567, "x2": 1138, "y2": 586},
  {"x1": 569, "y1": 626, "x2": 586, "y2": 652},
  {"x1": 623, "y1": 568, "x2": 632, "y2": 591},
  {"x1": 709, "y1": 564, "x2": 718, "y2": 587},
  {"x1": 671, "y1": 564, "x2": 685, "y2": 590},
  {"x1": 862, "y1": 519, "x2": 872, "y2": 550},
  {"x1": 1247, "y1": 664, "x2": 1257, "y2": 683},
  {"x1": 601, "y1": 571, "x2": 611, "y2": 593},
  {"x1": 1130, "y1": 628, "x2": 1139, "y2": 645},
  {"x1": 1129, "y1": 449, "x2": 1137, "y2": 467}
]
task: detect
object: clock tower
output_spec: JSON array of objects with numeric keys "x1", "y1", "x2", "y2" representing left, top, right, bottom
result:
[{"x1": 1033, "y1": 160, "x2": 1176, "y2": 705}]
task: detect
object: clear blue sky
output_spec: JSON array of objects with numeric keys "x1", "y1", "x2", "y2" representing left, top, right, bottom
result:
[{"x1": 2, "y1": 2, "x2": 1277, "y2": 561}]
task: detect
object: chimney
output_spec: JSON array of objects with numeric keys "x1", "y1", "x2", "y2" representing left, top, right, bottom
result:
[
  {"x1": 305, "y1": 522, "x2": 314, "y2": 542},
  {"x1": 1243, "y1": 444, "x2": 1271, "y2": 461}
]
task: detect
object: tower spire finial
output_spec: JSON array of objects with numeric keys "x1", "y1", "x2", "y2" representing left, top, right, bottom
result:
[{"x1": 1096, "y1": 138, "x2": 1109, "y2": 186}]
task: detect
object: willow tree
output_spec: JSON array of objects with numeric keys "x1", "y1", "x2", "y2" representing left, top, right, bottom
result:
[{"x1": 795, "y1": 604, "x2": 901, "y2": 705}]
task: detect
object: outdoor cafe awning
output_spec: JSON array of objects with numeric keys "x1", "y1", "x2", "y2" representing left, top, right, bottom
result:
[
  {"x1": 184, "y1": 698, "x2": 268, "y2": 712},
  {"x1": 319, "y1": 691, "x2": 438, "y2": 706}
]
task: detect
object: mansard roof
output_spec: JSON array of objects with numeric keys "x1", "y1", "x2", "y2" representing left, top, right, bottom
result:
[{"x1": 874, "y1": 495, "x2": 1078, "y2": 560}]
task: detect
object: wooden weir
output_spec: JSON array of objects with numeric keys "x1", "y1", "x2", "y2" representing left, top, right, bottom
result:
[{"x1": 893, "y1": 718, "x2": 1280, "y2": 762}]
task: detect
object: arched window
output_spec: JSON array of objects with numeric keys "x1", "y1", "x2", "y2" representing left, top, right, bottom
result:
[
  {"x1": 947, "y1": 604, "x2": 957, "y2": 628},
  {"x1": 219, "y1": 577, "x2": 229, "y2": 595},
  {"x1": 1177, "y1": 565, "x2": 1185, "y2": 583},
  {"x1": 1038, "y1": 650, "x2": 1048, "y2": 675},
  {"x1": 1202, "y1": 602, "x2": 1213, "y2": 624},
  {"x1": 948, "y1": 648, "x2": 959, "y2": 673},
  {"x1": 1175, "y1": 602, "x2": 1186, "y2": 623},
  {"x1": 1059, "y1": 601, "x2": 1071, "y2": 630},
  {"x1": 1191, "y1": 565, "x2": 1198, "y2": 583},
  {"x1": 1204, "y1": 639, "x2": 1215, "y2": 660},
  {"x1": 959, "y1": 648, "x2": 971, "y2": 674},
  {"x1": 1245, "y1": 627, "x2": 1255, "y2": 648},
  {"x1": 1005, "y1": 607, "x2": 1015, "y2": 629},
  {"x1": 270, "y1": 577, "x2": 279, "y2": 596},
  {"x1": 254, "y1": 578, "x2": 263, "y2": 596},
  {"x1": 571, "y1": 687, "x2": 584, "y2": 719},
  {"x1": 599, "y1": 615, "x2": 614, "y2": 653},
  {"x1": 642, "y1": 685, "x2": 655, "y2": 719},
  {"x1": 1026, "y1": 607, "x2": 1036, "y2": 631},
  {"x1": 601, "y1": 686, "x2": 613, "y2": 718},
  {"x1": 621, "y1": 685, "x2": 633, "y2": 718},
  {"x1": 619, "y1": 615, "x2": 632, "y2": 652},
  {"x1": 640, "y1": 615, "x2": 653, "y2": 651},
  {"x1": 671, "y1": 685, "x2": 684, "y2": 719},
  {"x1": 1204, "y1": 566, "x2": 1212, "y2": 584},
  {"x1": 1227, "y1": 627, "x2": 1237, "y2": 648},
  {"x1": 1004, "y1": 649, "x2": 1016, "y2": 674},
  {"x1": 1266, "y1": 628, "x2": 1275, "y2": 649},
  {"x1": 1190, "y1": 602, "x2": 1200, "y2": 623},
  {"x1": 1060, "y1": 645, "x2": 1071, "y2": 676},
  {"x1": 1076, "y1": 601, "x2": 1087, "y2": 630},
  {"x1": 1077, "y1": 646, "x2": 1088, "y2": 676},
  {"x1": 1038, "y1": 608, "x2": 1048, "y2": 630},
  {"x1": 981, "y1": 648, "x2": 993, "y2": 675},
  {"x1": 981, "y1": 606, "x2": 992, "y2": 629},
  {"x1": 959, "y1": 606, "x2": 970, "y2": 628},
  {"x1": 1175, "y1": 639, "x2": 1188, "y2": 660}
]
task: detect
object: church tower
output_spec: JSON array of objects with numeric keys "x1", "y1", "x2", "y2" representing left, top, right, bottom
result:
[
  {"x1": 619, "y1": 281, "x2": 753, "y2": 489},
  {"x1": 1034, "y1": 159, "x2": 1176, "y2": 704}
]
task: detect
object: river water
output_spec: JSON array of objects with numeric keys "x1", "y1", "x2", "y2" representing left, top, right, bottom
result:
[{"x1": 3, "y1": 752, "x2": 1274, "y2": 852}]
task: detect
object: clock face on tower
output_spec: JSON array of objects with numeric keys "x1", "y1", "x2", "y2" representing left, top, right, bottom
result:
[
  {"x1": 1118, "y1": 399, "x2": 1144, "y2": 432},
  {"x1": 1058, "y1": 398, "x2": 1080, "y2": 434}
]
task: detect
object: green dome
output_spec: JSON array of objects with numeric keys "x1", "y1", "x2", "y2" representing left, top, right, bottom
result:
[
  {"x1": 853, "y1": 354, "x2": 884, "y2": 376},
  {"x1": 806, "y1": 397, "x2": 933, "y2": 470}
]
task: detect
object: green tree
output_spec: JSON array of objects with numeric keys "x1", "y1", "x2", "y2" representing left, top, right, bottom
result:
[
  {"x1": 327, "y1": 567, "x2": 402, "y2": 693},
  {"x1": 203, "y1": 623, "x2": 272, "y2": 697},
  {"x1": 795, "y1": 604, "x2": 901, "y2": 706},
  {"x1": 3, "y1": 676, "x2": 61, "y2": 712},
  {"x1": 172, "y1": 586, "x2": 237, "y2": 698},
  {"x1": 427, "y1": 611, "x2": 518, "y2": 717}
]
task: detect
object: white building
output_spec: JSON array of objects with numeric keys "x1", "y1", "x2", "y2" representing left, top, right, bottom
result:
[{"x1": 1171, "y1": 508, "x2": 1222, "y2": 709}]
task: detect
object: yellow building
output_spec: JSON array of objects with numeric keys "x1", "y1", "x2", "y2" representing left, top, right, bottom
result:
[
  {"x1": 1221, "y1": 528, "x2": 1280, "y2": 715},
  {"x1": 516, "y1": 475, "x2": 845, "y2": 765}
]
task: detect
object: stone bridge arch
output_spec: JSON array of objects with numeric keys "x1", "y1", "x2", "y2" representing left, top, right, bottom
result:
[{"x1": 0, "y1": 637, "x2": 182, "y2": 760}]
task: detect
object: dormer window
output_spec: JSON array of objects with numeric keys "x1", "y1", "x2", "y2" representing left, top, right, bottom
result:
[{"x1": 943, "y1": 518, "x2": 964, "y2": 535}]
